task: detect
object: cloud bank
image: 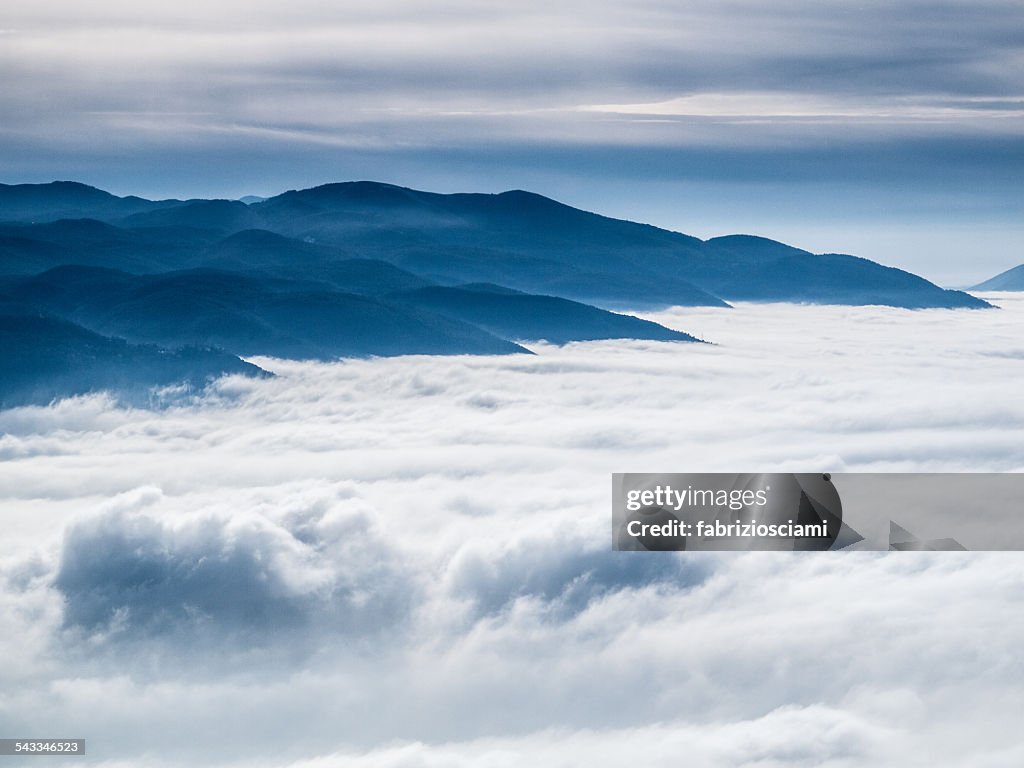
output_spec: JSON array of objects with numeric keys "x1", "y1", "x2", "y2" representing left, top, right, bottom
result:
[{"x1": 0, "y1": 297, "x2": 1023, "y2": 765}]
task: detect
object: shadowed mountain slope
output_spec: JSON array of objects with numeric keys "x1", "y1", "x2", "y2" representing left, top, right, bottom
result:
[
  {"x1": 0, "y1": 218, "x2": 220, "y2": 274},
  {"x1": 392, "y1": 284, "x2": 703, "y2": 344},
  {"x1": 0, "y1": 267, "x2": 528, "y2": 359},
  {"x1": 0, "y1": 181, "x2": 175, "y2": 223},
  {"x1": 197, "y1": 230, "x2": 433, "y2": 295},
  {"x1": 0, "y1": 311, "x2": 265, "y2": 409},
  {"x1": 700, "y1": 237, "x2": 989, "y2": 308}
]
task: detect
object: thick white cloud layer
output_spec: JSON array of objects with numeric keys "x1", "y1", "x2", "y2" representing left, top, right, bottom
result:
[{"x1": 1, "y1": 296, "x2": 1023, "y2": 766}]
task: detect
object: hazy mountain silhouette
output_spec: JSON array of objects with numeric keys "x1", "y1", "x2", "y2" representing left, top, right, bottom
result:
[
  {"x1": 2, "y1": 265, "x2": 693, "y2": 355},
  {"x1": 1, "y1": 267, "x2": 528, "y2": 359},
  {"x1": 0, "y1": 311, "x2": 265, "y2": 409},
  {"x1": 198, "y1": 230, "x2": 432, "y2": 295},
  {"x1": 973, "y1": 263, "x2": 1024, "y2": 291},
  {"x1": 1, "y1": 232, "x2": 71, "y2": 274},
  {"x1": 0, "y1": 180, "x2": 987, "y2": 309},
  {"x1": 246, "y1": 184, "x2": 728, "y2": 306},
  {"x1": 697, "y1": 236, "x2": 987, "y2": 308},
  {"x1": 118, "y1": 199, "x2": 259, "y2": 234},
  {"x1": 0, "y1": 218, "x2": 219, "y2": 274},
  {"x1": 392, "y1": 284, "x2": 702, "y2": 344},
  {"x1": 0, "y1": 181, "x2": 175, "y2": 223},
  {"x1": 245, "y1": 183, "x2": 986, "y2": 309}
]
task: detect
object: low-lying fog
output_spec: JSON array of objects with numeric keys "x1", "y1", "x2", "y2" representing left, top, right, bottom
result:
[{"x1": 1, "y1": 296, "x2": 1022, "y2": 767}]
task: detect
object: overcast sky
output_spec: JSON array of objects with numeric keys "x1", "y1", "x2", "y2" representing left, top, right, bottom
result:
[{"x1": 2, "y1": 1, "x2": 1022, "y2": 281}]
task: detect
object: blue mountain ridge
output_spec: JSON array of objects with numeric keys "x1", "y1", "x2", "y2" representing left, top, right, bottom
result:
[
  {"x1": 0, "y1": 180, "x2": 993, "y2": 407},
  {"x1": 0, "y1": 180, "x2": 987, "y2": 309},
  {"x1": 973, "y1": 263, "x2": 1024, "y2": 291}
]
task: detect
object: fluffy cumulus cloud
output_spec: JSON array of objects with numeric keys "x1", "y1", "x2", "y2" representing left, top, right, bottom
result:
[
  {"x1": 53, "y1": 488, "x2": 413, "y2": 664},
  {"x1": 1, "y1": 297, "x2": 1023, "y2": 766}
]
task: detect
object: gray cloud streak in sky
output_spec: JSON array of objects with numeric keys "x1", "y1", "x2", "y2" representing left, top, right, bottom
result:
[{"x1": 2, "y1": 1, "x2": 1023, "y2": 281}]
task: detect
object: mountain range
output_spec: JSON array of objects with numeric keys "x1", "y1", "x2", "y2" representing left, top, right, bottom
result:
[
  {"x1": 973, "y1": 263, "x2": 1024, "y2": 291},
  {"x1": 0, "y1": 180, "x2": 991, "y2": 407},
  {"x1": 2, "y1": 180, "x2": 986, "y2": 309}
]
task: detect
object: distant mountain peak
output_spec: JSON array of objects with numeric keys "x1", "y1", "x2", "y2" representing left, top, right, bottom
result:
[
  {"x1": 280, "y1": 180, "x2": 418, "y2": 203},
  {"x1": 0, "y1": 180, "x2": 115, "y2": 202},
  {"x1": 973, "y1": 263, "x2": 1024, "y2": 291},
  {"x1": 497, "y1": 189, "x2": 554, "y2": 201},
  {"x1": 492, "y1": 188, "x2": 574, "y2": 211},
  {"x1": 46, "y1": 180, "x2": 108, "y2": 192},
  {"x1": 706, "y1": 234, "x2": 811, "y2": 257},
  {"x1": 0, "y1": 181, "x2": 167, "y2": 224}
]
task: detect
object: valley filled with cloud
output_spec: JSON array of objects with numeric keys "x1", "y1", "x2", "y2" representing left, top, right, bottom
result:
[{"x1": 1, "y1": 297, "x2": 1023, "y2": 767}]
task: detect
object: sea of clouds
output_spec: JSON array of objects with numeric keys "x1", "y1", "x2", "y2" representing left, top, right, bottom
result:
[{"x1": 1, "y1": 297, "x2": 1023, "y2": 767}]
